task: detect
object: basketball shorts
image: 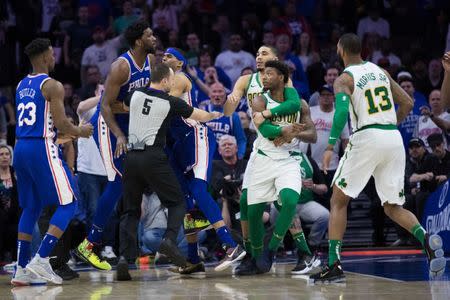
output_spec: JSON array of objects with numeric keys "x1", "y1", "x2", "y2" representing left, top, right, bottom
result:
[
  {"x1": 247, "y1": 152, "x2": 302, "y2": 205},
  {"x1": 13, "y1": 138, "x2": 78, "y2": 209},
  {"x1": 332, "y1": 128, "x2": 406, "y2": 205}
]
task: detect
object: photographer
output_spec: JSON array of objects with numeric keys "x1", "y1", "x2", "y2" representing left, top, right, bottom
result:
[{"x1": 211, "y1": 135, "x2": 248, "y2": 232}]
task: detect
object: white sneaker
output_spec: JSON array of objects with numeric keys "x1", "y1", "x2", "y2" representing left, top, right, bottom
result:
[
  {"x1": 11, "y1": 265, "x2": 47, "y2": 286},
  {"x1": 26, "y1": 255, "x2": 63, "y2": 285},
  {"x1": 101, "y1": 246, "x2": 117, "y2": 259}
]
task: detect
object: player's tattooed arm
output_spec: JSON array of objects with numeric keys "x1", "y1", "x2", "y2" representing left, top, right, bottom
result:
[
  {"x1": 169, "y1": 73, "x2": 191, "y2": 98},
  {"x1": 224, "y1": 74, "x2": 251, "y2": 116},
  {"x1": 441, "y1": 51, "x2": 450, "y2": 109},
  {"x1": 382, "y1": 69, "x2": 413, "y2": 124},
  {"x1": 295, "y1": 100, "x2": 317, "y2": 143}
]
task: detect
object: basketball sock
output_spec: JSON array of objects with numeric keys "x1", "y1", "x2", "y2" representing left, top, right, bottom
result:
[
  {"x1": 216, "y1": 226, "x2": 237, "y2": 248},
  {"x1": 89, "y1": 179, "x2": 122, "y2": 243},
  {"x1": 87, "y1": 224, "x2": 104, "y2": 245},
  {"x1": 189, "y1": 178, "x2": 223, "y2": 224},
  {"x1": 248, "y1": 203, "x2": 266, "y2": 258},
  {"x1": 293, "y1": 232, "x2": 312, "y2": 256},
  {"x1": 37, "y1": 234, "x2": 59, "y2": 258},
  {"x1": 187, "y1": 242, "x2": 200, "y2": 264},
  {"x1": 240, "y1": 189, "x2": 248, "y2": 221},
  {"x1": 269, "y1": 188, "x2": 299, "y2": 251},
  {"x1": 17, "y1": 240, "x2": 31, "y2": 268},
  {"x1": 328, "y1": 240, "x2": 342, "y2": 267},
  {"x1": 411, "y1": 224, "x2": 426, "y2": 246}
]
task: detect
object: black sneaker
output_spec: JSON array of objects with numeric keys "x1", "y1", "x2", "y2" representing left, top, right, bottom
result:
[
  {"x1": 54, "y1": 263, "x2": 79, "y2": 280},
  {"x1": 234, "y1": 252, "x2": 252, "y2": 274},
  {"x1": 159, "y1": 238, "x2": 188, "y2": 268},
  {"x1": 214, "y1": 244, "x2": 246, "y2": 271},
  {"x1": 291, "y1": 251, "x2": 321, "y2": 275},
  {"x1": 309, "y1": 260, "x2": 345, "y2": 283},
  {"x1": 235, "y1": 258, "x2": 263, "y2": 276},
  {"x1": 169, "y1": 262, "x2": 206, "y2": 276},
  {"x1": 424, "y1": 234, "x2": 446, "y2": 277},
  {"x1": 255, "y1": 248, "x2": 275, "y2": 274},
  {"x1": 116, "y1": 256, "x2": 131, "y2": 281}
]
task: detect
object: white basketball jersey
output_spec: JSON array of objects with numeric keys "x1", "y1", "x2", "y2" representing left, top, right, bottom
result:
[
  {"x1": 344, "y1": 61, "x2": 397, "y2": 132},
  {"x1": 246, "y1": 72, "x2": 264, "y2": 114},
  {"x1": 255, "y1": 91, "x2": 301, "y2": 159}
]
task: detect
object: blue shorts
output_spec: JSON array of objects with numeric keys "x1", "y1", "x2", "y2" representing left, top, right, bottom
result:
[
  {"x1": 13, "y1": 139, "x2": 78, "y2": 209},
  {"x1": 169, "y1": 125, "x2": 216, "y2": 182},
  {"x1": 91, "y1": 109, "x2": 128, "y2": 182}
]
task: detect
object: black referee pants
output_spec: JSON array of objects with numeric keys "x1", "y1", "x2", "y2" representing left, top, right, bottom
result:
[{"x1": 120, "y1": 146, "x2": 186, "y2": 261}]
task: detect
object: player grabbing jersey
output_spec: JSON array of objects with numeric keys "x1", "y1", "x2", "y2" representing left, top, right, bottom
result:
[
  {"x1": 12, "y1": 38, "x2": 93, "y2": 286},
  {"x1": 310, "y1": 33, "x2": 446, "y2": 283},
  {"x1": 162, "y1": 48, "x2": 246, "y2": 274},
  {"x1": 75, "y1": 20, "x2": 156, "y2": 271}
]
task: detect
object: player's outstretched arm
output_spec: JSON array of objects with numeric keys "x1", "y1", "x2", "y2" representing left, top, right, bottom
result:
[
  {"x1": 441, "y1": 51, "x2": 450, "y2": 109},
  {"x1": 383, "y1": 70, "x2": 413, "y2": 124},
  {"x1": 45, "y1": 79, "x2": 93, "y2": 138},
  {"x1": 295, "y1": 100, "x2": 317, "y2": 143},
  {"x1": 224, "y1": 74, "x2": 250, "y2": 116},
  {"x1": 189, "y1": 108, "x2": 222, "y2": 122}
]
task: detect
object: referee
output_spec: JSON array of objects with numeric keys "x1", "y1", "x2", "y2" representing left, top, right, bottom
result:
[{"x1": 116, "y1": 63, "x2": 222, "y2": 280}]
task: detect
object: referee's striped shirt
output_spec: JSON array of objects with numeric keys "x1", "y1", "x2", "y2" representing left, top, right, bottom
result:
[{"x1": 124, "y1": 87, "x2": 193, "y2": 147}]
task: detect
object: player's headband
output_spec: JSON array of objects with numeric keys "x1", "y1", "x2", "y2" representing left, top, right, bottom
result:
[{"x1": 165, "y1": 48, "x2": 187, "y2": 68}]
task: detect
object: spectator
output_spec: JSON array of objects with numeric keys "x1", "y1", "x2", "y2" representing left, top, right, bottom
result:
[
  {"x1": 211, "y1": 135, "x2": 248, "y2": 232},
  {"x1": 151, "y1": 0, "x2": 179, "y2": 32},
  {"x1": 370, "y1": 38, "x2": 401, "y2": 75},
  {"x1": 427, "y1": 134, "x2": 450, "y2": 180},
  {"x1": 308, "y1": 67, "x2": 339, "y2": 107},
  {"x1": 275, "y1": 33, "x2": 309, "y2": 98},
  {"x1": 62, "y1": 83, "x2": 78, "y2": 122},
  {"x1": 40, "y1": 0, "x2": 60, "y2": 33},
  {"x1": 63, "y1": 6, "x2": 93, "y2": 70},
  {"x1": 301, "y1": 85, "x2": 349, "y2": 208},
  {"x1": 205, "y1": 14, "x2": 231, "y2": 53},
  {"x1": 413, "y1": 90, "x2": 450, "y2": 151},
  {"x1": 270, "y1": 151, "x2": 329, "y2": 254},
  {"x1": 279, "y1": 1, "x2": 314, "y2": 46},
  {"x1": 153, "y1": 14, "x2": 171, "y2": 47},
  {"x1": 77, "y1": 65, "x2": 101, "y2": 100},
  {"x1": 0, "y1": 92, "x2": 15, "y2": 145},
  {"x1": 425, "y1": 59, "x2": 445, "y2": 96},
  {"x1": 78, "y1": 0, "x2": 112, "y2": 28},
  {"x1": 241, "y1": 13, "x2": 262, "y2": 54},
  {"x1": 81, "y1": 26, "x2": 122, "y2": 82},
  {"x1": 215, "y1": 33, "x2": 256, "y2": 85},
  {"x1": 205, "y1": 83, "x2": 247, "y2": 160},
  {"x1": 397, "y1": 75, "x2": 428, "y2": 151},
  {"x1": 357, "y1": 5, "x2": 390, "y2": 40},
  {"x1": 76, "y1": 85, "x2": 108, "y2": 230},
  {"x1": 0, "y1": 145, "x2": 19, "y2": 263},
  {"x1": 185, "y1": 33, "x2": 200, "y2": 67},
  {"x1": 113, "y1": 0, "x2": 138, "y2": 35},
  {"x1": 191, "y1": 66, "x2": 222, "y2": 106},
  {"x1": 238, "y1": 111, "x2": 256, "y2": 160},
  {"x1": 196, "y1": 47, "x2": 231, "y2": 90},
  {"x1": 153, "y1": 47, "x2": 165, "y2": 66},
  {"x1": 262, "y1": 30, "x2": 275, "y2": 47},
  {"x1": 295, "y1": 32, "x2": 317, "y2": 71}
]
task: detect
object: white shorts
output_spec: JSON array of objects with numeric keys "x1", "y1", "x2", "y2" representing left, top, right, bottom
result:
[
  {"x1": 247, "y1": 152, "x2": 302, "y2": 205},
  {"x1": 332, "y1": 128, "x2": 406, "y2": 206},
  {"x1": 242, "y1": 150, "x2": 256, "y2": 190}
]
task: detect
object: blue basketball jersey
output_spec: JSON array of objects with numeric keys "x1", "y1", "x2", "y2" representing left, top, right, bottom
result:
[
  {"x1": 15, "y1": 74, "x2": 55, "y2": 139},
  {"x1": 116, "y1": 51, "x2": 151, "y2": 102}
]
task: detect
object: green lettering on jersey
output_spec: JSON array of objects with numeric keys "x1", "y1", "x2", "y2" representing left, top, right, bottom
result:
[{"x1": 364, "y1": 86, "x2": 393, "y2": 115}]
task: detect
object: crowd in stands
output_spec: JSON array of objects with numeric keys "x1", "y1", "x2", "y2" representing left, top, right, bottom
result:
[{"x1": 0, "y1": 0, "x2": 449, "y2": 271}]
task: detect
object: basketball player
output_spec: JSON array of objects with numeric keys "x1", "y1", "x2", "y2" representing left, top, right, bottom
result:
[
  {"x1": 239, "y1": 60, "x2": 316, "y2": 275},
  {"x1": 75, "y1": 20, "x2": 156, "y2": 271},
  {"x1": 162, "y1": 48, "x2": 245, "y2": 273},
  {"x1": 12, "y1": 38, "x2": 93, "y2": 285},
  {"x1": 223, "y1": 46, "x2": 303, "y2": 272},
  {"x1": 310, "y1": 33, "x2": 446, "y2": 283}
]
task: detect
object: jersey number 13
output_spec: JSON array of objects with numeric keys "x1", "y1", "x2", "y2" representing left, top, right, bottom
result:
[{"x1": 364, "y1": 86, "x2": 393, "y2": 115}]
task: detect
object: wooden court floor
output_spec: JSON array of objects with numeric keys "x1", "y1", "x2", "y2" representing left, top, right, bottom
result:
[{"x1": 1, "y1": 256, "x2": 449, "y2": 300}]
